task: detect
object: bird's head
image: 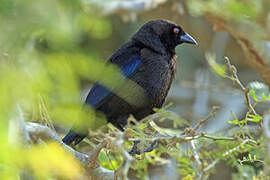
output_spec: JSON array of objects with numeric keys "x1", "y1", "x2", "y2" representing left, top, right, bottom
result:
[{"x1": 132, "y1": 19, "x2": 197, "y2": 54}]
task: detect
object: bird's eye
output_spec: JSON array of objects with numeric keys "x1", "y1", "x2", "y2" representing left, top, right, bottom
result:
[{"x1": 173, "y1": 27, "x2": 180, "y2": 34}]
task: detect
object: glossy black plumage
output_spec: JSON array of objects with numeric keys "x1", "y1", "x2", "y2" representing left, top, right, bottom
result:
[{"x1": 63, "y1": 19, "x2": 197, "y2": 145}]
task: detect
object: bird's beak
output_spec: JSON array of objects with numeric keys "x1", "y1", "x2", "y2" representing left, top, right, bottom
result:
[{"x1": 180, "y1": 33, "x2": 197, "y2": 45}]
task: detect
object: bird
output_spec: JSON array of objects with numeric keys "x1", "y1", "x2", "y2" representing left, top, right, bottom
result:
[{"x1": 62, "y1": 19, "x2": 197, "y2": 146}]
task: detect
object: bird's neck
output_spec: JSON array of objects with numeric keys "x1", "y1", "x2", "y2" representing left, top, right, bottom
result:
[
  {"x1": 132, "y1": 39, "x2": 176, "y2": 58},
  {"x1": 163, "y1": 43, "x2": 177, "y2": 55}
]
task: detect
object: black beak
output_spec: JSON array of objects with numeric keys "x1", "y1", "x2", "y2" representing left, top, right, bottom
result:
[{"x1": 180, "y1": 33, "x2": 197, "y2": 45}]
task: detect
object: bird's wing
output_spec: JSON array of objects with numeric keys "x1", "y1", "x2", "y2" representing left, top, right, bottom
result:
[{"x1": 85, "y1": 54, "x2": 141, "y2": 108}]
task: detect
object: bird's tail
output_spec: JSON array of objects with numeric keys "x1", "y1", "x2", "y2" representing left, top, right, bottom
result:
[{"x1": 62, "y1": 130, "x2": 86, "y2": 145}]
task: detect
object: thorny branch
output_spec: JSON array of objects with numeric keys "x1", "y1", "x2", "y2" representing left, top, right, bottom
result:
[
  {"x1": 20, "y1": 104, "x2": 258, "y2": 180},
  {"x1": 203, "y1": 139, "x2": 257, "y2": 172},
  {"x1": 185, "y1": 106, "x2": 220, "y2": 180},
  {"x1": 128, "y1": 133, "x2": 235, "y2": 142},
  {"x1": 21, "y1": 108, "x2": 237, "y2": 180},
  {"x1": 129, "y1": 106, "x2": 235, "y2": 144},
  {"x1": 224, "y1": 57, "x2": 258, "y2": 116},
  {"x1": 185, "y1": 106, "x2": 220, "y2": 136},
  {"x1": 19, "y1": 99, "x2": 258, "y2": 180}
]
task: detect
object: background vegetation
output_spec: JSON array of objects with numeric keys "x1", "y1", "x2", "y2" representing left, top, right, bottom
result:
[{"x1": 0, "y1": 0, "x2": 270, "y2": 179}]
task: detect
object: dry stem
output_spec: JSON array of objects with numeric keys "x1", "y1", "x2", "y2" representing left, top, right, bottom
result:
[{"x1": 224, "y1": 57, "x2": 258, "y2": 116}]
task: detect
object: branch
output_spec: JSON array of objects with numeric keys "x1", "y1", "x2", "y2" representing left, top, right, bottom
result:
[
  {"x1": 205, "y1": 14, "x2": 270, "y2": 87},
  {"x1": 128, "y1": 133, "x2": 235, "y2": 142},
  {"x1": 24, "y1": 122, "x2": 131, "y2": 180},
  {"x1": 190, "y1": 141, "x2": 203, "y2": 179},
  {"x1": 192, "y1": 106, "x2": 220, "y2": 134},
  {"x1": 203, "y1": 139, "x2": 257, "y2": 172},
  {"x1": 127, "y1": 106, "x2": 234, "y2": 156},
  {"x1": 25, "y1": 122, "x2": 90, "y2": 165},
  {"x1": 186, "y1": 106, "x2": 220, "y2": 180},
  {"x1": 224, "y1": 57, "x2": 258, "y2": 116}
]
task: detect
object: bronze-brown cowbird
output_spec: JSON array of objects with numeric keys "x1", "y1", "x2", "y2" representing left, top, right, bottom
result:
[{"x1": 63, "y1": 19, "x2": 197, "y2": 145}]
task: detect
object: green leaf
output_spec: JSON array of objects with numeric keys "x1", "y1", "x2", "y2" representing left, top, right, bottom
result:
[
  {"x1": 247, "y1": 114, "x2": 262, "y2": 122},
  {"x1": 249, "y1": 81, "x2": 268, "y2": 92},
  {"x1": 262, "y1": 93, "x2": 270, "y2": 101},
  {"x1": 205, "y1": 53, "x2": 228, "y2": 78},
  {"x1": 228, "y1": 119, "x2": 239, "y2": 125},
  {"x1": 249, "y1": 89, "x2": 258, "y2": 101}
]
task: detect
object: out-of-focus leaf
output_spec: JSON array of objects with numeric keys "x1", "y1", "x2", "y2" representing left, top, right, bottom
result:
[
  {"x1": 247, "y1": 114, "x2": 263, "y2": 122},
  {"x1": 21, "y1": 142, "x2": 83, "y2": 179},
  {"x1": 76, "y1": 14, "x2": 112, "y2": 39},
  {"x1": 205, "y1": 53, "x2": 228, "y2": 78},
  {"x1": 249, "y1": 81, "x2": 270, "y2": 102},
  {"x1": 262, "y1": 93, "x2": 270, "y2": 101},
  {"x1": 98, "y1": 149, "x2": 121, "y2": 170},
  {"x1": 187, "y1": 0, "x2": 262, "y2": 21},
  {"x1": 228, "y1": 119, "x2": 240, "y2": 125},
  {"x1": 250, "y1": 89, "x2": 258, "y2": 101}
]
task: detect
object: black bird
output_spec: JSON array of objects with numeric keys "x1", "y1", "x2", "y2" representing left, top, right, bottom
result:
[{"x1": 63, "y1": 19, "x2": 197, "y2": 146}]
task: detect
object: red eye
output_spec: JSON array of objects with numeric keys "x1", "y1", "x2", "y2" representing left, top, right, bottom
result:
[{"x1": 173, "y1": 27, "x2": 180, "y2": 34}]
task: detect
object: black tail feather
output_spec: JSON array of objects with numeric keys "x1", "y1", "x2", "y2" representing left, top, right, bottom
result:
[{"x1": 62, "y1": 130, "x2": 86, "y2": 145}]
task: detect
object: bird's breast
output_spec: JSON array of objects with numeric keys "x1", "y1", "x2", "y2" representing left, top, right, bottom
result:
[{"x1": 135, "y1": 55, "x2": 176, "y2": 108}]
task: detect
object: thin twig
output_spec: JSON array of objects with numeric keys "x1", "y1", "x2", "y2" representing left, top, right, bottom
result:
[
  {"x1": 185, "y1": 106, "x2": 219, "y2": 180},
  {"x1": 190, "y1": 141, "x2": 203, "y2": 179},
  {"x1": 224, "y1": 57, "x2": 258, "y2": 116},
  {"x1": 128, "y1": 133, "x2": 235, "y2": 142},
  {"x1": 113, "y1": 134, "x2": 132, "y2": 180},
  {"x1": 203, "y1": 139, "x2": 257, "y2": 172},
  {"x1": 193, "y1": 106, "x2": 220, "y2": 133}
]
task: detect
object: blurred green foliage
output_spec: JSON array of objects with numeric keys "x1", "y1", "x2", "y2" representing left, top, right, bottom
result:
[
  {"x1": 0, "y1": 0, "x2": 114, "y2": 178},
  {"x1": 188, "y1": 0, "x2": 263, "y2": 20}
]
